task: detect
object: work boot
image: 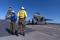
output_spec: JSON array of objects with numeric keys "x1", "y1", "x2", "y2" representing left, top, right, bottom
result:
[
  {"x1": 19, "y1": 32, "x2": 25, "y2": 36},
  {"x1": 22, "y1": 32, "x2": 25, "y2": 36},
  {"x1": 15, "y1": 30, "x2": 19, "y2": 36}
]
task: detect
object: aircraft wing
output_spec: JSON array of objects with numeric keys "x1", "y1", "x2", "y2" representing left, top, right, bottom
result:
[{"x1": 45, "y1": 19, "x2": 53, "y2": 21}]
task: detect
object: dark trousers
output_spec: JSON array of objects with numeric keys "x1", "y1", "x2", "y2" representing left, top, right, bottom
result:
[
  {"x1": 18, "y1": 18, "x2": 25, "y2": 33},
  {"x1": 10, "y1": 21, "x2": 16, "y2": 33}
]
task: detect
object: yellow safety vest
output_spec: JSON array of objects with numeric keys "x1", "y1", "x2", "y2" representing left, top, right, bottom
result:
[{"x1": 18, "y1": 10, "x2": 27, "y2": 18}]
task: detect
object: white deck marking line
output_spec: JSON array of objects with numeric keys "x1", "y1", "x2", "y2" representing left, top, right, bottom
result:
[
  {"x1": 48, "y1": 27, "x2": 60, "y2": 30},
  {"x1": 33, "y1": 27, "x2": 60, "y2": 32}
]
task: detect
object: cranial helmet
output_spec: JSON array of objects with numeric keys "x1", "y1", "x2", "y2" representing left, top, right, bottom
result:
[
  {"x1": 21, "y1": 6, "x2": 25, "y2": 10},
  {"x1": 12, "y1": 10, "x2": 15, "y2": 13}
]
